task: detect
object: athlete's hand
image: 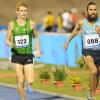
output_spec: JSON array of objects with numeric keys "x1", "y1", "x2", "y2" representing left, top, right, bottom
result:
[
  {"x1": 6, "y1": 40, "x2": 13, "y2": 47},
  {"x1": 33, "y1": 49, "x2": 41, "y2": 58},
  {"x1": 96, "y1": 26, "x2": 100, "y2": 34},
  {"x1": 64, "y1": 41, "x2": 69, "y2": 50},
  {"x1": 9, "y1": 42, "x2": 14, "y2": 47},
  {"x1": 36, "y1": 50, "x2": 41, "y2": 58}
]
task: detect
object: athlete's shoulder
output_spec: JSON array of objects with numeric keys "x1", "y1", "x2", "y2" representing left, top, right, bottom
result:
[
  {"x1": 8, "y1": 21, "x2": 13, "y2": 26},
  {"x1": 97, "y1": 18, "x2": 100, "y2": 22},
  {"x1": 96, "y1": 18, "x2": 100, "y2": 26},
  {"x1": 8, "y1": 21, "x2": 14, "y2": 29},
  {"x1": 98, "y1": 18, "x2": 100, "y2": 20},
  {"x1": 30, "y1": 20, "x2": 35, "y2": 24},
  {"x1": 30, "y1": 19, "x2": 36, "y2": 29}
]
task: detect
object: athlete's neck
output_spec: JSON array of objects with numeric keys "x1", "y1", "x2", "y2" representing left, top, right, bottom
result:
[{"x1": 17, "y1": 18, "x2": 27, "y2": 26}]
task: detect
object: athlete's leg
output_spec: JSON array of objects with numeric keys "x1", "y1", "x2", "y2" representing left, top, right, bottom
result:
[
  {"x1": 96, "y1": 66, "x2": 100, "y2": 87},
  {"x1": 84, "y1": 55, "x2": 97, "y2": 99},
  {"x1": 24, "y1": 64, "x2": 34, "y2": 88},
  {"x1": 15, "y1": 63, "x2": 25, "y2": 100}
]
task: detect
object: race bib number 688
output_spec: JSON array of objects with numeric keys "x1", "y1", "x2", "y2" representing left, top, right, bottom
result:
[{"x1": 84, "y1": 34, "x2": 100, "y2": 48}]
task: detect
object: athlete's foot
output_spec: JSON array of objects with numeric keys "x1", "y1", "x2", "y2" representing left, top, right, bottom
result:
[
  {"x1": 24, "y1": 81, "x2": 33, "y2": 94},
  {"x1": 27, "y1": 85, "x2": 33, "y2": 94},
  {"x1": 18, "y1": 94, "x2": 21, "y2": 100},
  {"x1": 87, "y1": 95, "x2": 96, "y2": 100}
]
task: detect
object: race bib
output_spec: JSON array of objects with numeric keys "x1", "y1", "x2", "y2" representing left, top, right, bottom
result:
[
  {"x1": 15, "y1": 35, "x2": 29, "y2": 48},
  {"x1": 84, "y1": 34, "x2": 100, "y2": 49}
]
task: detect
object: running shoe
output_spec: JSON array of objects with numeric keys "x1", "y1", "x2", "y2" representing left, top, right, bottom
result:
[
  {"x1": 18, "y1": 94, "x2": 21, "y2": 100},
  {"x1": 87, "y1": 95, "x2": 96, "y2": 100},
  {"x1": 26, "y1": 85, "x2": 33, "y2": 94}
]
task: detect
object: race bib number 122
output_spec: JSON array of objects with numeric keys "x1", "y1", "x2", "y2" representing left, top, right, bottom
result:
[{"x1": 15, "y1": 35, "x2": 29, "y2": 48}]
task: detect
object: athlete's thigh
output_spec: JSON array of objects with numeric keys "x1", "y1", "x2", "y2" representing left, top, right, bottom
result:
[
  {"x1": 98, "y1": 66, "x2": 100, "y2": 67},
  {"x1": 97, "y1": 66, "x2": 100, "y2": 72},
  {"x1": 24, "y1": 64, "x2": 34, "y2": 83},
  {"x1": 14, "y1": 63, "x2": 24, "y2": 83},
  {"x1": 83, "y1": 55, "x2": 97, "y2": 71}
]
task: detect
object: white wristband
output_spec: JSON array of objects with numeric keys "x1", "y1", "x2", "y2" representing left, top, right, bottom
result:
[{"x1": 33, "y1": 49, "x2": 40, "y2": 55}]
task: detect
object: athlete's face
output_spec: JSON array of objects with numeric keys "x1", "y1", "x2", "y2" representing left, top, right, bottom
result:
[
  {"x1": 16, "y1": 6, "x2": 28, "y2": 19},
  {"x1": 87, "y1": 5, "x2": 98, "y2": 21}
]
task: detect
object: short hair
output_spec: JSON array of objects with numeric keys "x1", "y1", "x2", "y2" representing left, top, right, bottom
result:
[
  {"x1": 87, "y1": 2, "x2": 96, "y2": 11},
  {"x1": 16, "y1": 2, "x2": 28, "y2": 11}
]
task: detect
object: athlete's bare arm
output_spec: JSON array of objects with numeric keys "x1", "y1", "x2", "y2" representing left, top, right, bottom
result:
[
  {"x1": 6, "y1": 21, "x2": 13, "y2": 47},
  {"x1": 30, "y1": 20, "x2": 40, "y2": 50},
  {"x1": 30, "y1": 20, "x2": 41, "y2": 57},
  {"x1": 64, "y1": 20, "x2": 83, "y2": 49}
]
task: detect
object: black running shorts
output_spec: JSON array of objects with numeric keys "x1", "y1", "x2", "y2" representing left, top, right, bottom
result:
[
  {"x1": 82, "y1": 49, "x2": 100, "y2": 66},
  {"x1": 11, "y1": 54, "x2": 33, "y2": 65}
]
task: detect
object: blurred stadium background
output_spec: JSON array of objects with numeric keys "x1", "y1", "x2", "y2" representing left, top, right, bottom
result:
[
  {"x1": 0, "y1": 0, "x2": 100, "y2": 25},
  {"x1": 0, "y1": 0, "x2": 100, "y2": 68}
]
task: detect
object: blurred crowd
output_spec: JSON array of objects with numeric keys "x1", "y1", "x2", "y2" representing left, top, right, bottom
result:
[
  {"x1": 41, "y1": 9, "x2": 76, "y2": 33},
  {"x1": 40, "y1": 8, "x2": 87, "y2": 33}
]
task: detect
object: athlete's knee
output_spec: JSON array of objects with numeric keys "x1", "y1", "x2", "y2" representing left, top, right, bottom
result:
[
  {"x1": 28, "y1": 82, "x2": 33, "y2": 85},
  {"x1": 27, "y1": 79, "x2": 34, "y2": 85},
  {"x1": 17, "y1": 78, "x2": 24, "y2": 84},
  {"x1": 90, "y1": 68, "x2": 97, "y2": 75}
]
